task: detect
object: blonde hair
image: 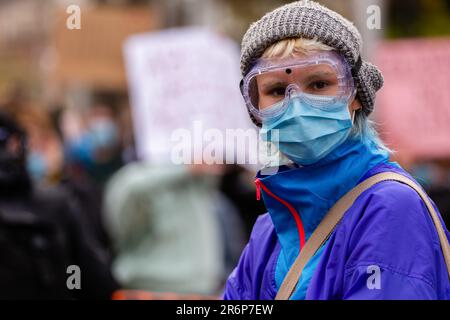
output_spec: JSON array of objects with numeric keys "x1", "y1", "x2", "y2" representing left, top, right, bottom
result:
[{"x1": 262, "y1": 37, "x2": 333, "y2": 59}]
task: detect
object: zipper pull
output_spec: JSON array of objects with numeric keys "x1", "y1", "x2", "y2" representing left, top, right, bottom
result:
[{"x1": 255, "y1": 178, "x2": 261, "y2": 201}]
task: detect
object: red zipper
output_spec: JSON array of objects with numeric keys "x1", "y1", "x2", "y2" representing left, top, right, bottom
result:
[
  {"x1": 256, "y1": 180, "x2": 261, "y2": 200},
  {"x1": 255, "y1": 178, "x2": 306, "y2": 250}
]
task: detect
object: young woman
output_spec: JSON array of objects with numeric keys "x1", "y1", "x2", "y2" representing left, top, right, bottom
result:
[{"x1": 223, "y1": 0, "x2": 450, "y2": 300}]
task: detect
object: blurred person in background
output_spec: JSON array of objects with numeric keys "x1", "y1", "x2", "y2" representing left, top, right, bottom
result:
[
  {"x1": 0, "y1": 110, "x2": 119, "y2": 299},
  {"x1": 60, "y1": 102, "x2": 127, "y2": 252},
  {"x1": 223, "y1": 1, "x2": 450, "y2": 300},
  {"x1": 102, "y1": 94, "x2": 248, "y2": 296},
  {"x1": 2, "y1": 94, "x2": 116, "y2": 260},
  {"x1": 64, "y1": 102, "x2": 124, "y2": 189},
  {"x1": 16, "y1": 106, "x2": 64, "y2": 185},
  {"x1": 104, "y1": 160, "x2": 247, "y2": 297}
]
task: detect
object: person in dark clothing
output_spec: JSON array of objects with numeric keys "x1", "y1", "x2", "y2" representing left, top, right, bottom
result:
[
  {"x1": 219, "y1": 165, "x2": 267, "y2": 239},
  {"x1": 0, "y1": 112, "x2": 119, "y2": 299},
  {"x1": 428, "y1": 186, "x2": 450, "y2": 229}
]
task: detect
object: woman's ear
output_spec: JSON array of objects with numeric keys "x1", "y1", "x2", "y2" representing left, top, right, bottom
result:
[
  {"x1": 349, "y1": 98, "x2": 361, "y2": 125},
  {"x1": 350, "y1": 98, "x2": 362, "y2": 112}
]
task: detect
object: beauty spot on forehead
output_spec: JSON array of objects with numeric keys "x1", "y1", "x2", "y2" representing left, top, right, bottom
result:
[{"x1": 284, "y1": 66, "x2": 336, "y2": 79}]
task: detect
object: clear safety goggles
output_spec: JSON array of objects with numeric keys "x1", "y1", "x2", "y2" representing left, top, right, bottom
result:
[{"x1": 240, "y1": 51, "x2": 356, "y2": 123}]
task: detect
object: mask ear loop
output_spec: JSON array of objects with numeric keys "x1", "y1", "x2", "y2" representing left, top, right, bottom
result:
[
  {"x1": 349, "y1": 86, "x2": 358, "y2": 126},
  {"x1": 349, "y1": 55, "x2": 362, "y2": 127}
]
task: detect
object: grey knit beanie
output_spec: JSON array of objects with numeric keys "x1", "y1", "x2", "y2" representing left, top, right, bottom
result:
[{"x1": 241, "y1": 0, "x2": 383, "y2": 124}]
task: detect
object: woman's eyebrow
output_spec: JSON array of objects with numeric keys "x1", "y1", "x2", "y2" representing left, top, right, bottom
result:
[
  {"x1": 260, "y1": 80, "x2": 288, "y2": 90},
  {"x1": 303, "y1": 71, "x2": 335, "y2": 81}
]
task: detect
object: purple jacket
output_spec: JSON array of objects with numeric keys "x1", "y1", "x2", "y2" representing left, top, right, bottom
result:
[{"x1": 223, "y1": 161, "x2": 450, "y2": 300}]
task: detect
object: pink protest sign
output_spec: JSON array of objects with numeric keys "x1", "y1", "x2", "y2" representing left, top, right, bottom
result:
[{"x1": 375, "y1": 38, "x2": 450, "y2": 160}]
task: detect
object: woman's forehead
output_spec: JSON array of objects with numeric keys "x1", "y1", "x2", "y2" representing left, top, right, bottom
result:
[
  {"x1": 256, "y1": 63, "x2": 338, "y2": 82},
  {"x1": 261, "y1": 49, "x2": 330, "y2": 61}
]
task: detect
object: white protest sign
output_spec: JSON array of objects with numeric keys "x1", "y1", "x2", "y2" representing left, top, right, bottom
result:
[{"x1": 123, "y1": 27, "x2": 257, "y2": 165}]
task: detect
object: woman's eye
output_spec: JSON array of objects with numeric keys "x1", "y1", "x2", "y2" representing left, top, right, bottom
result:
[
  {"x1": 310, "y1": 81, "x2": 329, "y2": 91},
  {"x1": 268, "y1": 87, "x2": 286, "y2": 97}
]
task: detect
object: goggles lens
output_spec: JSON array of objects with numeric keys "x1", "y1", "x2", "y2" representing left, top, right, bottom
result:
[{"x1": 242, "y1": 52, "x2": 354, "y2": 122}]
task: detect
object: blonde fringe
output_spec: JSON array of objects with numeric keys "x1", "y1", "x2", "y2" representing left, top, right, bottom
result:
[{"x1": 262, "y1": 37, "x2": 333, "y2": 59}]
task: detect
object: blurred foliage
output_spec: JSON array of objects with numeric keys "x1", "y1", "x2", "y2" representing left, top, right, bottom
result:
[
  {"x1": 224, "y1": 0, "x2": 450, "y2": 40},
  {"x1": 222, "y1": 0, "x2": 351, "y2": 41},
  {"x1": 387, "y1": 0, "x2": 450, "y2": 38}
]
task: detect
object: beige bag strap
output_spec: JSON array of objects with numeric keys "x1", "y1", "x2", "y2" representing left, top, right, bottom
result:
[{"x1": 275, "y1": 172, "x2": 450, "y2": 300}]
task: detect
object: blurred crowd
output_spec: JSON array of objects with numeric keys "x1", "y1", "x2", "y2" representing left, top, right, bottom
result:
[
  {"x1": 0, "y1": 0, "x2": 449, "y2": 300},
  {"x1": 0, "y1": 87, "x2": 267, "y2": 299}
]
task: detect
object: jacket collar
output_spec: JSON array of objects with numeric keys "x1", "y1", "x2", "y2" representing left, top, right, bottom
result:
[{"x1": 256, "y1": 137, "x2": 390, "y2": 262}]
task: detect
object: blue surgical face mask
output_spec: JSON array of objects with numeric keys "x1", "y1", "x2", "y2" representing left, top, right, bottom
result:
[
  {"x1": 260, "y1": 94, "x2": 353, "y2": 166},
  {"x1": 89, "y1": 119, "x2": 118, "y2": 150},
  {"x1": 26, "y1": 152, "x2": 48, "y2": 181},
  {"x1": 65, "y1": 120, "x2": 119, "y2": 168}
]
